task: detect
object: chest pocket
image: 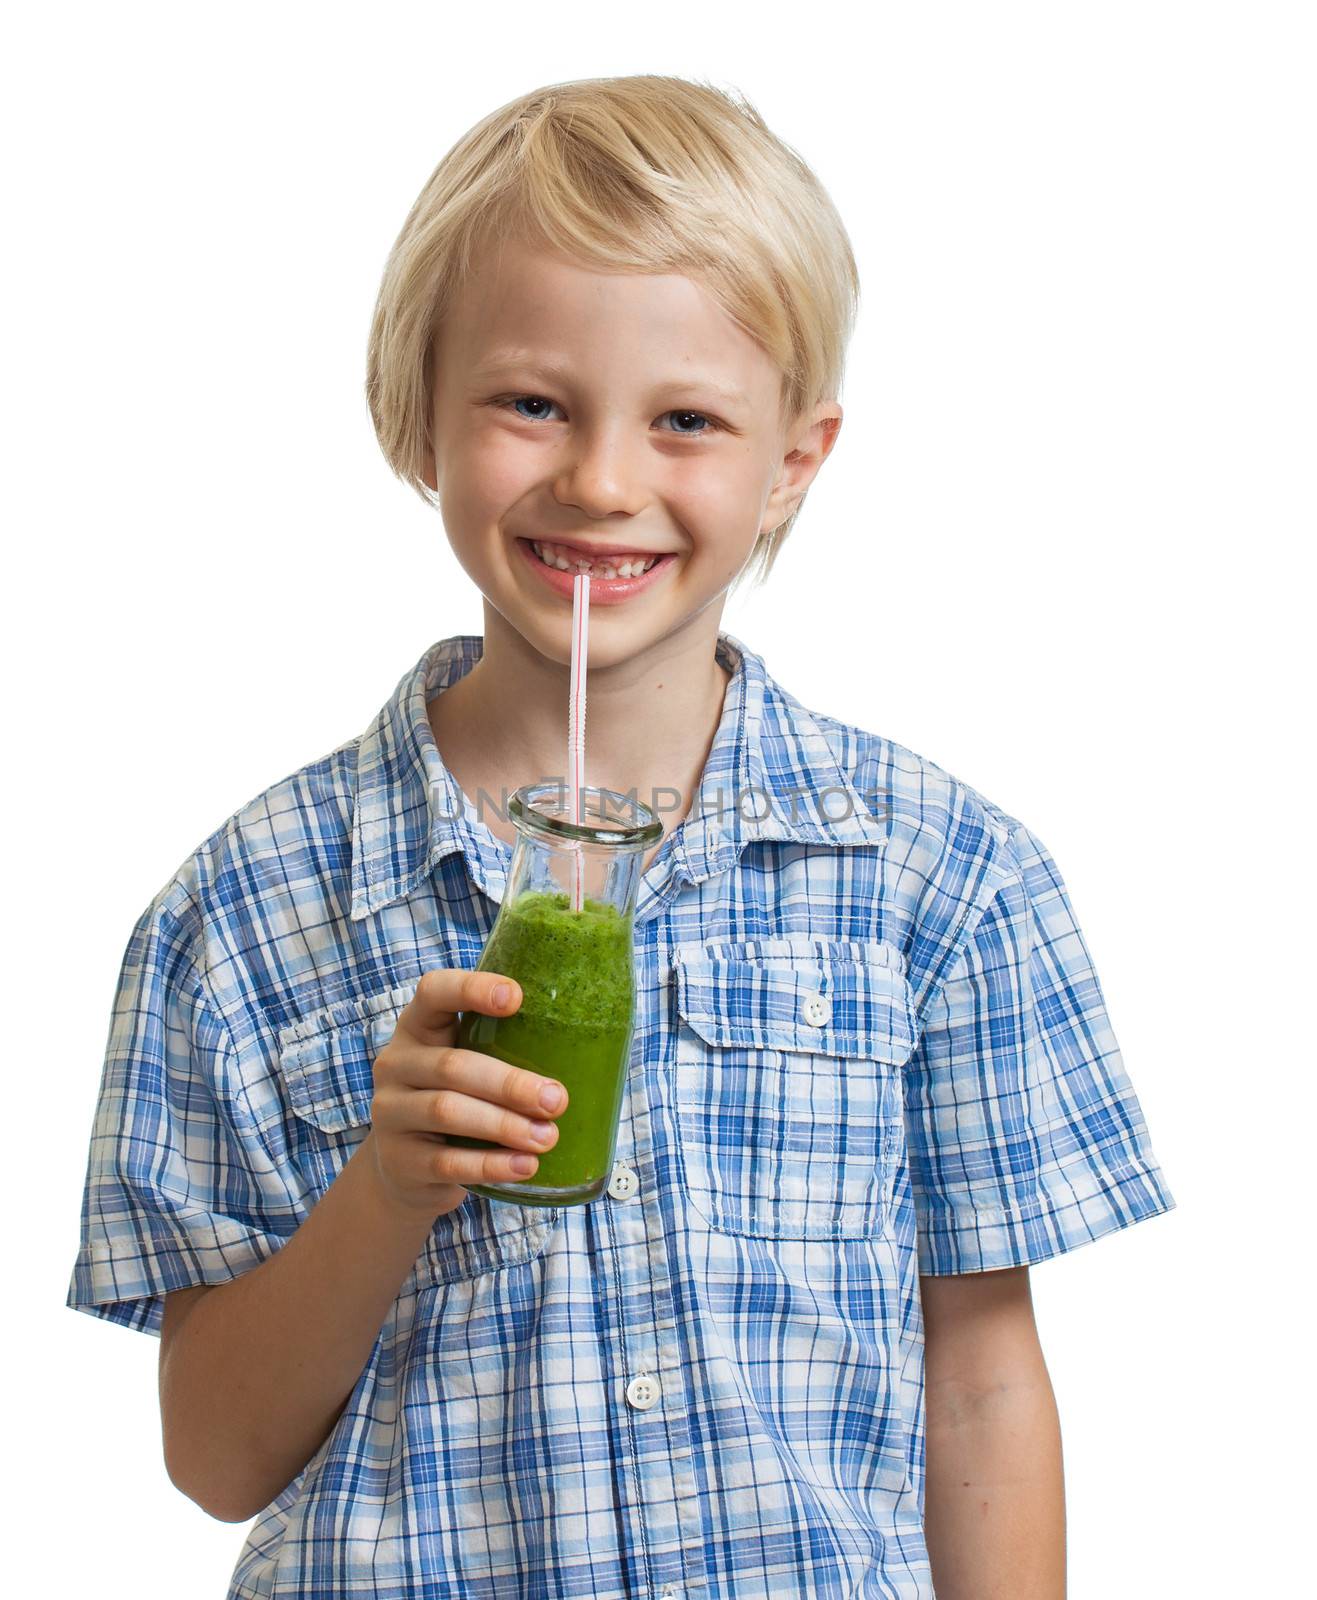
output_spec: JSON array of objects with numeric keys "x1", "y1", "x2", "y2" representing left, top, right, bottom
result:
[
  {"x1": 671, "y1": 937, "x2": 917, "y2": 1240},
  {"x1": 277, "y1": 984, "x2": 561, "y2": 1291}
]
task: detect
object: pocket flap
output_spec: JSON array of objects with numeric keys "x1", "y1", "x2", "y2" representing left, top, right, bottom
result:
[
  {"x1": 278, "y1": 983, "x2": 416, "y2": 1132},
  {"x1": 672, "y1": 936, "x2": 916, "y2": 1062}
]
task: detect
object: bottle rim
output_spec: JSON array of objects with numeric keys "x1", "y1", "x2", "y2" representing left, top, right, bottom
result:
[{"x1": 509, "y1": 782, "x2": 664, "y2": 849}]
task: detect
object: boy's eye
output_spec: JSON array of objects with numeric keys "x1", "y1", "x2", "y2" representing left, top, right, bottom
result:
[
  {"x1": 661, "y1": 409, "x2": 718, "y2": 436},
  {"x1": 506, "y1": 395, "x2": 560, "y2": 423},
  {"x1": 499, "y1": 395, "x2": 721, "y2": 435}
]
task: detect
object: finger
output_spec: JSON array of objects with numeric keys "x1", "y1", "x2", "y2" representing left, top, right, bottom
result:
[
  {"x1": 409, "y1": 1086, "x2": 562, "y2": 1153},
  {"x1": 395, "y1": 967, "x2": 522, "y2": 1046},
  {"x1": 382, "y1": 1131, "x2": 544, "y2": 1192},
  {"x1": 422, "y1": 1139, "x2": 544, "y2": 1187},
  {"x1": 384, "y1": 1044, "x2": 568, "y2": 1119}
]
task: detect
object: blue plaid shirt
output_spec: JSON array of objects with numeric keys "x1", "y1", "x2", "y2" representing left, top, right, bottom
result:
[{"x1": 67, "y1": 631, "x2": 1174, "y2": 1599}]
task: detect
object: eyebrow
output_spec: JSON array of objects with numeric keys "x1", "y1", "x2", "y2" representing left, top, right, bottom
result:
[{"x1": 471, "y1": 353, "x2": 750, "y2": 409}]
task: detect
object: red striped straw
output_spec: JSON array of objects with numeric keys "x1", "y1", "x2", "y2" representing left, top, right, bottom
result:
[{"x1": 567, "y1": 572, "x2": 591, "y2": 911}]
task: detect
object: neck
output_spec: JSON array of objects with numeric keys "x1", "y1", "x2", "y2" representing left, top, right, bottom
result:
[{"x1": 428, "y1": 602, "x2": 733, "y2": 836}]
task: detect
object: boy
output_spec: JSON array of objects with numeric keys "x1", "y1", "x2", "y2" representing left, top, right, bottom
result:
[{"x1": 67, "y1": 75, "x2": 1173, "y2": 1599}]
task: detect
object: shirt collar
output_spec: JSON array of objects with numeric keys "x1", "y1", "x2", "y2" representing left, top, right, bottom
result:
[{"x1": 350, "y1": 631, "x2": 887, "y2": 921}]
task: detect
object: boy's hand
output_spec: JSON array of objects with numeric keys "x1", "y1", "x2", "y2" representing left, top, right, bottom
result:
[{"x1": 366, "y1": 969, "x2": 568, "y2": 1219}]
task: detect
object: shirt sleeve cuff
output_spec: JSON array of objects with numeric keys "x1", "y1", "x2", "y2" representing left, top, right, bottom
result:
[
  {"x1": 914, "y1": 1147, "x2": 1177, "y2": 1276},
  {"x1": 66, "y1": 1212, "x2": 288, "y2": 1337}
]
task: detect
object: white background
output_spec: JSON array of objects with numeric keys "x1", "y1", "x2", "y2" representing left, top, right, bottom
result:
[{"x1": 6, "y1": 3, "x2": 1312, "y2": 1594}]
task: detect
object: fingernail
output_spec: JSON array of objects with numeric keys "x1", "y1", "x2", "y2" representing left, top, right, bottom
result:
[
  {"x1": 539, "y1": 1083, "x2": 565, "y2": 1113},
  {"x1": 492, "y1": 983, "x2": 511, "y2": 1007}
]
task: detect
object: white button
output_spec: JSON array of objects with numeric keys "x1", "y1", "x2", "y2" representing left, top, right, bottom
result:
[
  {"x1": 801, "y1": 992, "x2": 831, "y2": 1027},
  {"x1": 626, "y1": 1373, "x2": 661, "y2": 1410},
  {"x1": 608, "y1": 1165, "x2": 639, "y2": 1200},
  {"x1": 660, "y1": 1587, "x2": 682, "y2": 1599}
]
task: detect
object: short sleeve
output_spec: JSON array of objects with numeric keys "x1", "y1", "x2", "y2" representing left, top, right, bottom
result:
[
  {"x1": 903, "y1": 820, "x2": 1175, "y2": 1275},
  {"x1": 66, "y1": 899, "x2": 295, "y2": 1337}
]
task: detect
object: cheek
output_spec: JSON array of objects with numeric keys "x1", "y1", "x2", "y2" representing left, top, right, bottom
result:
[
  {"x1": 439, "y1": 420, "x2": 541, "y2": 507},
  {"x1": 669, "y1": 448, "x2": 770, "y2": 533},
  {"x1": 658, "y1": 444, "x2": 723, "y2": 493}
]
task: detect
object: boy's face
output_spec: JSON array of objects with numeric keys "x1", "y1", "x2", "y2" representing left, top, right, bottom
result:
[{"x1": 422, "y1": 237, "x2": 840, "y2": 671}]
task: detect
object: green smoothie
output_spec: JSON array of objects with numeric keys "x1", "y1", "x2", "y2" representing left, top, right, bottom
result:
[{"x1": 450, "y1": 887, "x2": 635, "y2": 1204}]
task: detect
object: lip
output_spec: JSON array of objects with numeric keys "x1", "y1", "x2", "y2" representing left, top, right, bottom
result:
[{"x1": 514, "y1": 537, "x2": 678, "y2": 606}]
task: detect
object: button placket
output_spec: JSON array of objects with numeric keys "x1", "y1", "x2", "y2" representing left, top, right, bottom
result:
[{"x1": 599, "y1": 930, "x2": 706, "y2": 1596}]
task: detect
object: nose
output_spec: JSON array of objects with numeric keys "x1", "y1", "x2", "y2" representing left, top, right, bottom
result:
[{"x1": 551, "y1": 421, "x2": 649, "y2": 520}]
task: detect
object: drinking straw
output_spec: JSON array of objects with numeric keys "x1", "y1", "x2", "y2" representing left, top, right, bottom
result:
[{"x1": 567, "y1": 572, "x2": 591, "y2": 911}]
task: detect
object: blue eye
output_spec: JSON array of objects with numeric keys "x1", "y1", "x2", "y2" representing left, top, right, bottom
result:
[
  {"x1": 499, "y1": 396, "x2": 721, "y2": 434},
  {"x1": 509, "y1": 395, "x2": 561, "y2": 422},
  {"x1": 661, "y1": 410, "x2": 716, "y2": 435}
]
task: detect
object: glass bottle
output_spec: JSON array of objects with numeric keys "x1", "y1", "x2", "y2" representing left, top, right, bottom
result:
[{"x1": 450, "y1": 781, "x2": 662, "y2": 1207}]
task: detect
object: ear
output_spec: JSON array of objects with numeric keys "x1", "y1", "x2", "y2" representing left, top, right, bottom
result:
[{"x1": 760, "y1": 401, "x2": 843, "y2": 536}]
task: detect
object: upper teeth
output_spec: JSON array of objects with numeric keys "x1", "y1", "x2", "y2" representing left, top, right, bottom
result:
[{"x1": 531, "y1": 540, "x2": 659, "y2": 579}]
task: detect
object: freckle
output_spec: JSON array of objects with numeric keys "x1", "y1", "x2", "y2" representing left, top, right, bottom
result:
[{"x1": 961, "y1": 1481, "x2": 971, "y2": 1488}]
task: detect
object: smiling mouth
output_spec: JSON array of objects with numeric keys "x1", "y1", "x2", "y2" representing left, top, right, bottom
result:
[{"x1": 526, "y1": 538, "x2": 663, "y2": 580}]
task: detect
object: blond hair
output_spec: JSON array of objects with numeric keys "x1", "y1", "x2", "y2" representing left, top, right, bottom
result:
[{"x1": 365, "y1": 74, "x2": 859, "y2": 587}]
